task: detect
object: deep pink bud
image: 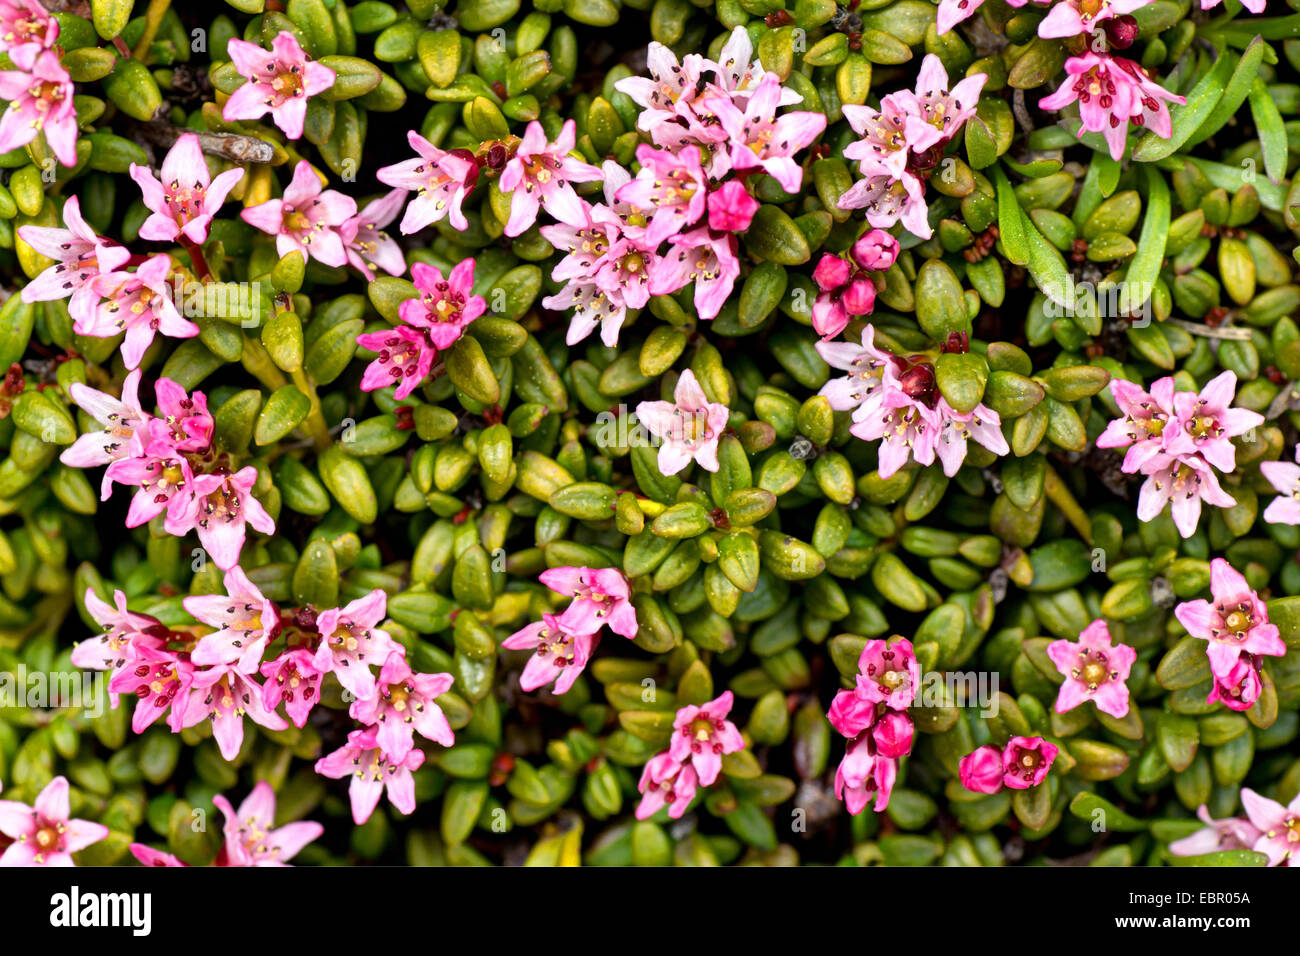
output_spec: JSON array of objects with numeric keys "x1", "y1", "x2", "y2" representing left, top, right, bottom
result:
[
  {"x1": 706, "y1": 181, "x2": 760, "y2": 232},
  {"x1": 1103, "y1": 15, "x2": 1139, "y2": 51},
  {"x1": 898, "y1": 361, "x2": 937, "y2": 408},
  {"x1": 812, "y1": 253, "x2": 852, "y2": 292},
  {"x1": 871, "y1": 711, "x2": 914, "y2": 759},
  {"x1": 958, "y1": 745, "x2": 1004, "y2": 794},
  {"x1": 842, "y1": 276, "x2": 877, "y2": 316},
  {"x1": 827, "y1": 688, "x2": 875, "y2": 738},
  {"x1": 851, "y1": 229, "x2": 900, "y2": 271}
]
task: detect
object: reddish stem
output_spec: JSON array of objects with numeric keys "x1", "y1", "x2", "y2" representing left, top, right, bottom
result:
[
  {"x1": 111, "y1": 37, "x2": 131, "y2": 59},
  {"x1": 181, "y1": 237, "x2": 212, "y2": 281}
]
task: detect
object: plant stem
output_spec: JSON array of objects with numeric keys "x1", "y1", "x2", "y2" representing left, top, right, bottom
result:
[
  {"x1": 181, "y1": 237, "x2": 212, "y2": 282},
  {"x1": 131, "y1": 0, "x2": 172, "y2": 61},
  {"x1": 290, "y1": 367, "x2": 333, "y2": 452},
  {"x1": 1044, "y1": 464, "x2": 1092, "y2": 547}
]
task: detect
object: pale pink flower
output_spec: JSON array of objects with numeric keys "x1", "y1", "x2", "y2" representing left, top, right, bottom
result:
[
  {"x1": 1200, "y1": 0, "x2": 1265, "y2": 12},
  {"x1": 311, "y1": 590, "x2": 400, "y2": 703},
  {"x1": 222, "y1": 32, "x2": 336, "y2": 140},
  {"x1": 1096, "y1": 376, "x2": 1177, "y2": 473},
  {"x1": 615, "y1": 144, "x2": 709, "y2": 248},
  {"x1": 908, "y1": 55, "x2": 986, "y2": 149},
  {"x1": 81, "y1": 254, "x2": 198, "y2": 369},
  {"x1": 1136, "y1": 452, "x2": 1236, "y2": 538},
  {"x1": 214, "y1": 782, "x2": 322, "y2": 867},
  {"x1": 501, "y1": 612, "x2": 598, "y2": 696},
  {"x1": 850, "y1": 386, "x2": 941, "y2": 478},
  {"x1": 842, "y1": 96, "x2": 925, "y2": 181},
  {"x1": 375, "y1": 131, "x2": 478, "y2": 233},
  {"x1": 1173, "y1": 558, "x2": 1284, "y2": 676},
  {"x1": 635, "y1": 752, "x2": 699, "y2": 820},
  {"x1": 130, "y1": 844, "x2": 187, "y2": 867},
  {"x1": 706, "y1": 181, "x2": 759, "y2": 232},
  {"x1": 0, "y1": 777, "x2": 108, "y2": 866},
  {"x1": 1001, "y1": 736, "x2": 1058, "y2": 790},
  {"x1": 315, "y1": 727, "x2": 424, "y2": 824},
  {"x1": 540, "y1": 566, "x2": 638, "y2": 638},
  {"x1": 541, "y1": 213, "x2": 656, "y2": 313},
  {"x1": 340, "y1": 189, "x2": 408, "y2": 280},
  {"x1": 959, "y1": 745, "x2": 1006, "y2": 794},
  {"x1": 1207, "y1": 656, "x2": 1263, "y2": 712},
  {"x1": 1038, "y1": 0, "x2": 1151, "y2": 38},
  {"x1": 17, "y1": 196, "x2": 130, "y2": 318},
  {"x1": 107, "y1": 428, "x2": 198, "y2": 528},
  {"x1": 706, "y1": 73, "x2": 826, "y2": 193},
  {"x1": 240, "y1": 160, "x2": 356, "y2": 267},
  {"x1": 72, "y1": 587, "x2": 163, "y2": 706},
  {"x1": 1165, "y1": 371, "x2": 1262, "y2": 473},
  {"x1": 187, "y1": 566, "x2": 281, "y2": 673},
  {"x1": 540, "y1": 280, "x2": 627, "y2": 348},
  {"x1": 108, "y1": 643, "x2": 194, "y2": 734},
  {"x1": 1241, "y1": 788, "x2": 1300, "y2": 867},
  {"x1": 835, "y1": 735, "x2": 898, "y2": 814},
  {"x1": 350, "y1": 652, "x2": 454, "y2": 760},
  {"x1": 704, "y1": 26, "x2": 805, "y2": 110},
  {"x1": 0, "y1": 50, "x2": 77, "y2": 166},
  {"x1": 1046, "y1": 618, "x2": 1136, "y2": 719},
  {"x1": 1040, "y1": 53, "x2": 1183, "y2": 161},
  {"x1": 854, "y1": 637, "x2": 921, "y2": 710},
  {"x1": 935, "y1": 399, "x2": 1009, "y2": 475},
  {"x1": 498, "y1": 119, "x2": 602, "y2": 236},
  {"x1": 130, "y1": 133, "x2": 245, "y2": 245},
  {"x1": 648, "y1": 225, "x2": 740, "y2": 321},
  {"x1": 166, "y1": 465, "x2": 275, "y2": 571},
  {"x1": 614, "y1": 41, "x2": 709, "y2": 134},
  {"x1": 0, "y1": 0, "x2": 58, "y2": 70},
  {"x1": 634, "y1": 368, "x2": 731, "y2": 476},
  {"x1": 1261, "y1": 445, "x2": 1300, "y2": 526},
  {"x1": 838, "y1": 170, "x2": 932, "y2": 239},
  {"x1": 668, "y1": 690, "x2": 745, "y2": 787},
  {"x1": 181, "y1": 661, "x2": 287, "y2": 759},
  {"x1": 260, "y1": 648, "x2": 325, "y2": 728},
  {"x1": 936, "y1": 0, "x2": 988, "y2": 35},
  {"x1": 1169, "y1": 805, "x2": 1261, "y2": 858},
  {"x1": 827, "y1": 688, "x2": 876, "y2": 738},
  {"x1": 816, "y1": 324, "x2": 896, "y2": 413},
  {"x1": 399, "y1": 259, "x2": 486, "y2": 350},
  {"x1": 60, "y1": 369, "x2": 149, "y2": 494}
]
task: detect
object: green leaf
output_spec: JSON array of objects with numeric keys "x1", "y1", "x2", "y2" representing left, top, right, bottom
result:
[
  {"x1": 1249, "y1": 78, "x2": 1288, "y2": 183},
  {"x1": 1125, "y1": 165, "x2": 1170, "y2": 313},
  {"x1": 1131, "y1": 46, "x2": 1236, "y2": 162}
]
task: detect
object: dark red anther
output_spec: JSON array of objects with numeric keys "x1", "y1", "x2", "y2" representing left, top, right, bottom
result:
[
  {"x1": 1070, "y1": 238, "x2": 1089, "y2": 263},
  {"x1": 709, "y1": 507, "x2": 730, "y2": 530},
  {"x1": 1265, "y1": 365, "x2": 1286, "y2": 386}
]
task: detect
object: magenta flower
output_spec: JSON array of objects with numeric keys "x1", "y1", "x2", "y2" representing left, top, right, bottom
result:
[
  {"x1": 241, "y1": 160, "x2": 356, "y2": 268},
  {"x1": 187, "y1": 566, "x2": 281, "y2": 673},
  {"x1": 152, "y1": 377, "x2": 214, "y2": 452},
  {"x1": 0, "y1": 50, "x2": 77, "y2": 166},
  {"x1": 356, "y1": 324, "x2": 438, "y2": 401},
  {"x1": 340, "y1": 189, "x2": 408, "y2": 280},
  {"x1": 399, "y1": 260, "x2": 486, "y2": 350},
  {"x1": 222, "y1": 32, "x2": 336, "y2": 140},
  {"x1": 615, "y1": 144, "x2": 709, "y2": 247},
  {"x1": 108, "y1": 643, "x2": 194, "y2": 735},
  {"x1": 834, "y1": 734, "x2": 898, "y2": 814},
  {"x1": 315, "y1": 727, "x2": 424, "y2": 825},
  {"x1": 1096, "y1": 376, "x2": 1176, "y2": 474},
  {"x1": 1169, "y1": 805, "x2": 1261, "y2": 858},
  {"x1": 498, "y1": 119, "x2": 602, "y2": 236},
  {"x1": 60, "y1": 369, "x2": 148, "y2": 493},
  {"x1": 668, "y1": 690, "x2": 745, "y2": 787},
  {"x1": 936, "y1": 0, "x2": 994, "y2": 35},
  {"x1": 167, "y1": 465, "x2": 275, "y2": 571},
  {"x1": 214, "y1": 782, "x2": 322, "y2": 867},
  {"x1": 634, "y1": 368, "x2": 731, "y2": 476},
  {"x1": 1240, "y1": 788, "x2": 1300, "y2": 867},
  {"x1": 1261, "y1": 445, "x2": 1300, "y2": 526},
  {"x1": 181, "y1": 662, "x2": 287, "y2": 759},
  {"x1": 1001, "y1": 736, "x2": 1058, "y2": 790},
  {"x1": 827, "y1": 688, "x2": 876, "y2": 738},
  {"x1": 350, "y1": 652, "x2": 455, "y2": 760},
  {"x1": 72, "y1": 587, "x2": 162, "y2": 705},
  {"x1": 635, "y1": 752, "x2": 699, "y2": 820},
  {"x1": 707, "y1": 72, "x2": 826, "y2": 193},
  {"x1": 0, "y1": 0, "x2": 58, "y2": 70},
  {"x1": 1136, "y1": 453, "x2": 1236, "y2": 539},
  {"x1": 130, "y1": 133, "x2": 245, "y2": 245},
  {"x1": 1165, "y1": 371, "x2": 1262, "y2": 473},
  {"x1": 311, "y1": 590, "x2": 400, "y2": 703},
  {"x1": 260, "y1": 648, "x2": 326, "y2": 728},
  {"x1": 83, "y1": 254, "x2": 199, "y2": 369},
  {"x1": 872, "y1": 711, "x2": 914, "y2": 759},
  {"x1": 706, "y1": 181, "x2": 759, "y2": 232},
  {"x1": 376, "y1": 131, "x2": 478, "y2": 234},
  {"x1": 854, "y1": 637, "x2": 921, "y2": 710},
  {"x1": 18, "y1": 196, "x2": 130, "y2": 320},
  {"x1": 502, "y1": 612, "x2": 598, "y2": 696},
  {"x1": 0, "y1": 777, "x2": 108, "y2": 866},
  {"x1": 540, "y1": 566, "x2": 638, "y2": 639},
  {"x1": 959, "y1": 745, "x2": 1006, "y2": 794},
  {"x1": 1039, "y1": 53, "x2": 1183, "y2": 161},
  {"x1": 1173, "y1": 558, "x2": 1284, "y2": 677},
  {"x1": 649, "y1": 225, "x2": 741, "y2": 320},
  {"x1": 1207, "y1": 656, "x2": 1263, "y2": 712},
  {"x1": 1046, "y1": 619, "x2": 1136, "y2": 719},
  {"x1": 107, "y1": 427, "x2": 197, "y2": 529},
  {"x1": 1038, "y1": 0, "x2": 1151, "y2": 38}
]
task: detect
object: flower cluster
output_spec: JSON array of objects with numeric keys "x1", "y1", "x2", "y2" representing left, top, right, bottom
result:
[
  {"x1": 959, "y1": 737, "x2": 1060, "y2": 794},
  {"x1": 635, "y1": 691, "x2": 745, "y2": 820},
  {"x1": 1169, "y1": 789, "x2": 1300, "y2": 868}
]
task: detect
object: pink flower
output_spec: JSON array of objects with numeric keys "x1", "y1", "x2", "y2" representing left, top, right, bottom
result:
[
  {"x1": 1169, "y1": 805, "x2": 1261, "y2": 857},
  {"x1": 152, "y1": 377, "x2": 214, "y2": 452},
  {"x1": 668, "y1": 691, "x2": 745, "y2": 786},
  {"x1": 0, "y1": 0, "x2": 58, "y2": 70},
  {"x1": 340, "y1": 189, "x2": 408, "y2": 280},
  {"x1": 540, "y1": 566, "x2": 637, "y2": 638},
  {"x1": 850, "y1": 386, "x2": 941, "y2": 478},
  {"x1": 834, "y1": 734, "x2": 898, "y2": 814},
  {"x1": 222, "y1": 32, "x2": 336, "y2": 140},
  {"x1": 311, "y1": 590, "x2": 400, "y2": 702},
  {"x1": 649, "y1": 226, "x2": 740, "y2": 320},
  {"x1": 1240, "y1": 788, "x2": 1300, "y2": 867},
  {"x1": 260, "y1": 648, "x2": 326, "y2": 728},
  {"x1": 72, "y1": 587, "x2": 162, "y2": 706},
  {"x1": 214, "y1": 782, "x2": 322, "y2": 867},
  {"x1": 130, "y1": 844, "x2": 187, "y2": 867},
  {"x1": 1261, "y1": 445, "x2": 1300, "y2": 526},
  {"x1": 1046, "y1": 618, "x2": 1136, "y2": 719},
  {"x1": 615, "y1": 144, "x2": 709, "y2": 247},
  {"x1": 1165, "y1": 371, "x2": 1262, "y2": 473},
  {"x1": 356, "y1": 324, "x2": 438, "y2": 401},
  {"x1": 1039, "y1": 53, "x2": 1183, "y2": 161},
  {"x1": 108, "y1": 643, "x2": 194, "y2": 734},
  {"x1": 541, "y1": 213, "x2": 656, "y2": 314},
  {"x1": 186, "y1": 566, "x2": 281, "y2": 673},
  {"x1": 634, "y1": 368, "x2": 731, "y2": 476},
  {"x1": 1173, "y1": 558, "x2": 1284, "y2": 676},
  {"x1": 81, "y1": 254, "x2": 198, "y2": 369},
  {"x1": 838, "y1": 170, "x2": 932, "y2": 239},
  {"x1": 399, "y1": 260, "x2": 486, "y2": 350},
  {"x1": 1207, "y1": 656, "x2": 1263, "y2": 712},
  {"x1": 706, "y1": 73, "x2": 825, "y2": 193},
  {"x1": 854, "y1": 637, "x2": 921, "y2": 710},
  {"x1": 501, "y1": 612, "x2": 598, "y2": 696},
  {"x1": 816, "y1": 324, "x2": 896, "y2": 412},
  {"x1": 106, "y1": 427, "x2": 197, "y2": 528},
  {"x1": 167, "y1": 465, "x2": 275, "y2": 571},
  {"x1": 498, "y1": 119, "x2": 602, "y2": 235},
  {"x1": 0, "y1": 776, "x2": 108, "y2": 866},
  {"x1": 1136, "y1": 452, "x2": 1236, "y2": 539},
  {"x1": 959, "y1": 745, "x2": 1006, "y2": 794},
  {"x1": 827, "y1": 688, "x2": 876, "y2": 738},
  {"x1": 0, "y1": 50, "x2": 77, "y2": 166},
  {"x1": 908, "y1": 55, "x2": 986, "y2": 149},
  {"x1": 935, "y1": 399, "x2": 1009, "y2": 475},
  {"x1": 1200, "y1": 0, "x2": 1265, "y2": 12},
  {"x1": 241, "y1": 160, "x2": 356, "y2": 268},
  {"x1": 614, "y1": 40, "x2": 709, "y2": 135},
  {"x1": 810, "y1": 229, "x2": 901, "y2": 341},
  {"x1": 936, "y1": 0, "x2": 988, "y2": 35},
  {"x1": 376, "y1": 131, "x2": 478, "y2": 234},
  {"x1": 1001, "y1": 736, "x2": 1058, "y2": 790},
  {"x1": 706, "y1": 181, "x2": 759, "y2": 232},
  {"x1": 842, "y1": 96, "x2": 925, "y2": 181},
  {"x1": 180, "y1": 662, "x2": 287, "y2": 759},
  {"x1": 17, "y1": 196, "x2": 130, "y2": 318},
  {"x1": 852, "y1": 229, "x2": 901, "y2": 270},
  {"x1": 350, "y1": 652, "x2": 454, "y2": 760},
  {"x1": 1096, "y1": 376, "x2": 1176, "y2": 473},
  {"x1": 130, "y1": 133, "x2": 245, "y2": 245},
  {"x1": 1038, "y1": 0, "x2": 1151, "y2": 38},
  {"x1": 635, "y1": 753, "x2": 699, "y2": 820},
  {"x1": 704, "y1": 26, "x2": 805, "y2": 110},
  {"x1": 60, "y1": 369, "x2": 148, "y2": 493},
  {"x1": 540, "y1": 280, "x2": 627, "y2": 348},
  {"x1": 315, "y1": 727, "x2": 425, "y2": 824}
]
